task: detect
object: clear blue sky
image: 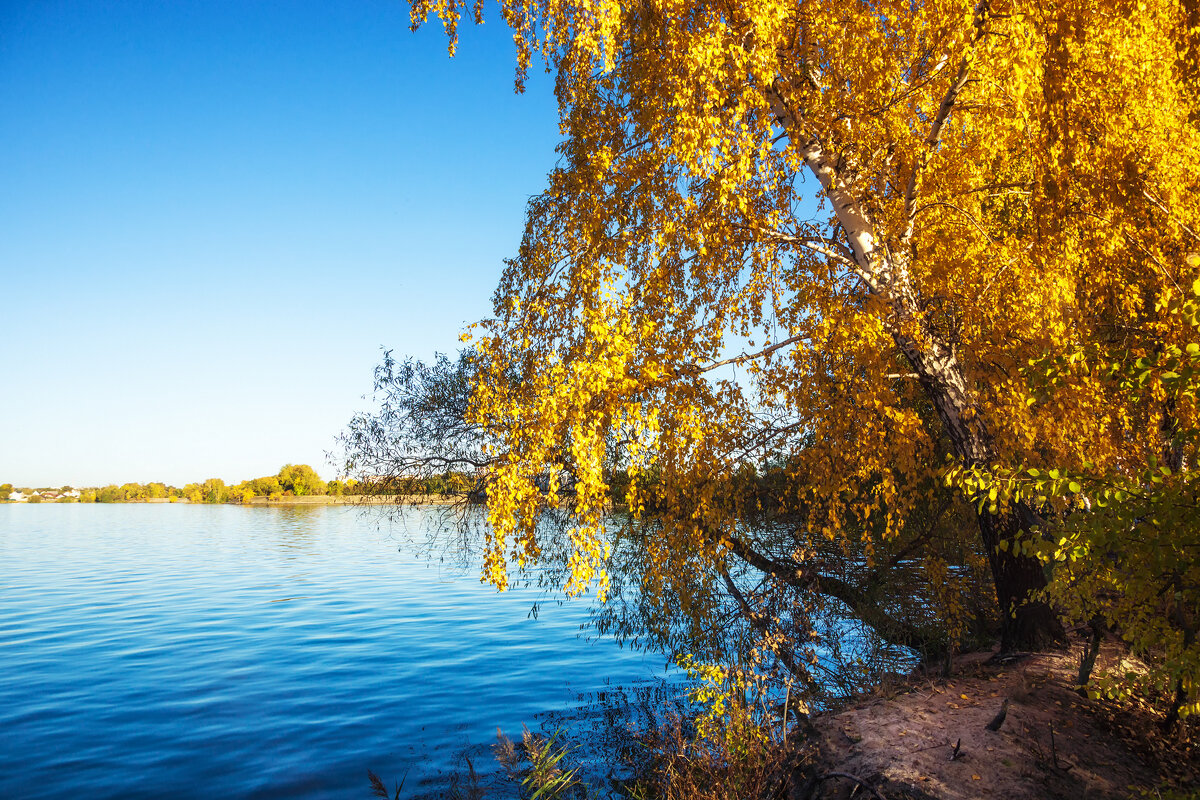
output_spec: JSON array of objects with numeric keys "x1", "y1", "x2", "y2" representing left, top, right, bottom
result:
[{"x1": 0, "y1": 0, "x2": 561, "y2": 488}]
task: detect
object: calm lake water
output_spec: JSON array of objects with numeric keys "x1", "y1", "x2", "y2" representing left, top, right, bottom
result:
[{"x1": 0, "y1": 503, "x2": 677, "y2": 799}]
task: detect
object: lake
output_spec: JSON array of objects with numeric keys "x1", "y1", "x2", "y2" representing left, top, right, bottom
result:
[{"x1": 0, "y1": 503, "x2": 677, "y2": 799}]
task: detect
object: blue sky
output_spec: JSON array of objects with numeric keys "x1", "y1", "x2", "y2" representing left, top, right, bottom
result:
[{"x1": 0, "y1": 0, "x2": 561, "y2": 487}]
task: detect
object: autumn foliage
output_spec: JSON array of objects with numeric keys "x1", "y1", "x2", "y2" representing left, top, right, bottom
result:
[{"x1": 397, "y1": 0, "x2": 1200, "y2": 714}]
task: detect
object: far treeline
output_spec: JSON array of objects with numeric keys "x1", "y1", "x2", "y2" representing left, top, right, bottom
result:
[{"x1": 0, "y1": 464, "x2": 477, "y2": 504}]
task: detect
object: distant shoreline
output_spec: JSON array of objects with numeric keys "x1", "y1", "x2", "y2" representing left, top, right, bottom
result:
[
  {"x1": 241, "y1": 494, "x2": 462, "y2": 506},
  {"x1": 3, "y1": 495, "x2": 468, "y2": 506}
]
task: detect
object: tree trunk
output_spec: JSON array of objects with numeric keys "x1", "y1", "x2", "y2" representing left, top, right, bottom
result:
[
  {"x1": 773, "y1": 96, "x2": 1063, "y2": 651},
  {"x1": 897, "y1": 332, "x2": 1064, "y2": 651},
  {"x1": 978, "y1": 504, "x2": 1064, "y2": 651}
]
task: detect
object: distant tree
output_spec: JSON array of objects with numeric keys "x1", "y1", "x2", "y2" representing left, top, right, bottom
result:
[
  {"x1": 96, "y1": 485, "x2": 123, "y2": 503},
  {"x1": 0, "y1": 484, "x2": 11, "y2": 501},
  {"x1": 120, "y1": 483, "x2": 147, "y2": 501},
  {"x1": 197, "y1": 478, "x2": 227, "y2": 504},
  {"x1": 277, "y1": 464, "x2": 326, "y2": 497},
  {"x1": 147, "y1": 483, "x2": 169, "y2": 499},
  {"x1": 247, "y1": 476, "x2": 282, "y2": 497},
  {"x1": 79, "y1": 490, "x2": 96, "y2": 503},
  {"x1": 425, "y1": 470, "x2": 473, "y2": 496},
  {"x1": 27, "y1": 494, "x2": 42, "y2": 504}
]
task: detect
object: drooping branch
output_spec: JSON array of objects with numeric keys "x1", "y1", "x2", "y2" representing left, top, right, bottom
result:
[
  {"x1": 726, "y1": 534, "x2": 945, "y2": 656},
  {"x1": 720, "y1": 569, "x2": 810, "y2": 682},
  {"x1": 338, "y1": 349, "x2": 496, "y2": 495},
  {"x1": 911, "y1": 201, "x2": 996, "y2": 244}
]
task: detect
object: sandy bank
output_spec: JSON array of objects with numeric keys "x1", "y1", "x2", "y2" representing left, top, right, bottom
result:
[{"x1": 805, "y1": 642, "x2": 1196, "y2": 799}]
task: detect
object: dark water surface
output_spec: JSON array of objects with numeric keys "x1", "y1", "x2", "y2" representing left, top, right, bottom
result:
[{"x1": 0, "y1": 504, "x2": 674, "y2": 799}]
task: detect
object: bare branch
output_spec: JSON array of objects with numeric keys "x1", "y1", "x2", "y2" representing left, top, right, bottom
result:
[
  {"x1": 1143, "y1": 188, "x2": 1200, "y2": 244},
  {"x1": 697, "y1": 333, "x2": 810, "y2": 374},
  {"x1": 725, "y1": 534, "x2": 944, "y2": 654},
  {"x1": 721, "y1": 569, "x2": 809, "y2": 682},
  {"x1": 913, "y1": 201, "x2": 996, "y2": 244}
]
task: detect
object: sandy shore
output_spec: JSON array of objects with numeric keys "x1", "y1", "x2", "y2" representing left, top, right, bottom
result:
[{"x1": 806, "y1": 641, "x2": 1197, "y2": 799}]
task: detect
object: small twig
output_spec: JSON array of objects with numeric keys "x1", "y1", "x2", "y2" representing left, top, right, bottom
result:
[
  {"x1": 781, "y1": 683, "x2": 792, "y2": 744},
  {"x1": 953, "y1": 181, "x2": 1033, "y2": 196},
  {"x1": 911, "y1": 201, "x2": 996, "y2": 244},
  {"x1": 950, "y1": 738, "x2": 963, "y2": 761},
  {"x1": 1143, "y1": 188, "x2": 1200, "y2": 243}
]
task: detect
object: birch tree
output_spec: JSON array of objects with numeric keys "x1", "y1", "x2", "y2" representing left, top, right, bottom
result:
[{"x1": 408, "y1": 0, "x2": 1200, "y2": 650}]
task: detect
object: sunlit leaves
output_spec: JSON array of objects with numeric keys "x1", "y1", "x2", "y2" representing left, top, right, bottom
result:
[
  {"x1": 406, "y1": 0, "x2": 1200, "y2": 662},
  {"x1": 946, "y1": 312, "x2": 1200, "y2": 718}
]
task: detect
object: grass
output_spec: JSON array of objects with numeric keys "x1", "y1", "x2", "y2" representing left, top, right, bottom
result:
[{"x1": 495, "y1": 725, "x2": 588, "y2": 799}]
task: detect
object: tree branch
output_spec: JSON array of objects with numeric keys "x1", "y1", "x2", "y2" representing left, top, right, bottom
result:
[
  {"x1": 726, "y1": 534, "x2": 945, "y2": 655},
  {"x1": 721, "y1": 569, "x2": 810, "y2": 682},
  {"x1": 912, "y1": 201, "x2": 996, "y2": 244},
  {"x1": 1143, "y1": 188, "x2": 1200, "y2": 244},
  {"x1": 697, "y1": 334, "x2": 810, "y2": 374},
  {"x1": 901, "y1": 0, "x2": 993, "y2": 243}
]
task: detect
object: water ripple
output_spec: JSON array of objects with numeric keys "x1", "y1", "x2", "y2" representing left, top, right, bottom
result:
[{"x1": 0, "y1": 504, "x2": 674, "y2": 800}]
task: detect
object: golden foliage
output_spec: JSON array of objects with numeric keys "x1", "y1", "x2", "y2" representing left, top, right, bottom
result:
[{"x1": 411, "y1": 0, "x2": 1200, "y2": 648}]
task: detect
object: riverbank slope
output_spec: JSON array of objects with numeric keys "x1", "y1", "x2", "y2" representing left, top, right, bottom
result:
[{"x1": 805, "y1": 642, "x2": 1197, "y2": 799}]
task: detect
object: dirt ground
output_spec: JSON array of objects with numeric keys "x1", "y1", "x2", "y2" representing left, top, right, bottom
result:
[{"x1": 804, "y1": 640, "x2": 1198, "y2": 800}]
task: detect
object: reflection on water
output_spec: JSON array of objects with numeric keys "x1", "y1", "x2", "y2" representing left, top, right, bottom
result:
[{"x1": 0, "y1": 503, "x2": 676, "y2": 800}]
